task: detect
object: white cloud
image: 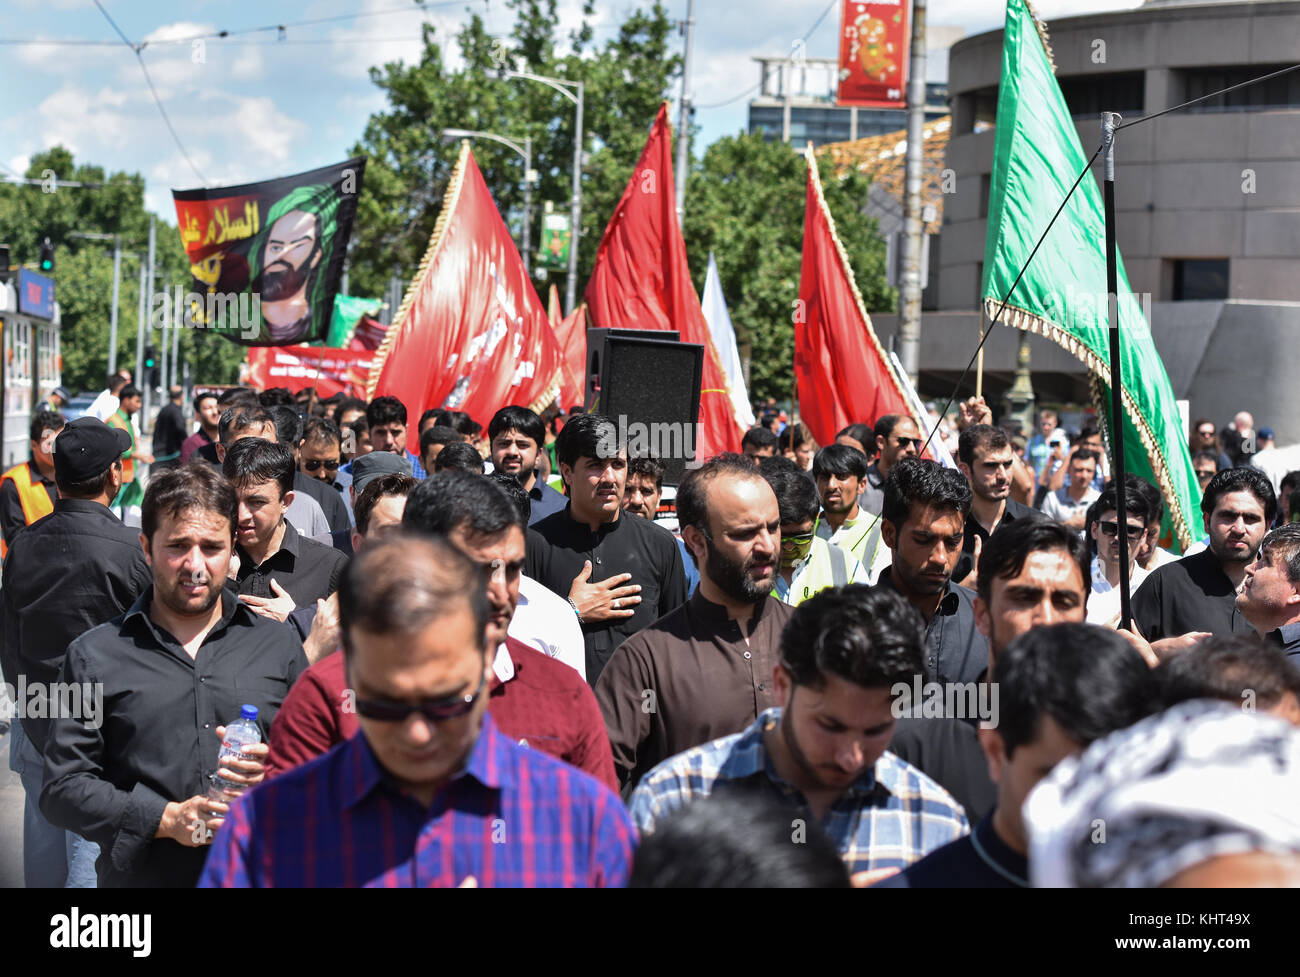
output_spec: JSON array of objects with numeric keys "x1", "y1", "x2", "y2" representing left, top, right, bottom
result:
[
  {"x1": 326, "y1": 0, "x2": 462, "y2": 79},
  {"x1": 34, "y1": 84, "x2": 134, "y2": 155}
]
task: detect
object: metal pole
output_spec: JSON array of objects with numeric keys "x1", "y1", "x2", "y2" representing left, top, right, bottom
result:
[
  {"x1": 897, "y1": 0, "x2": 927, "y2": 385},
  {"x1": 143, "y1": 216, "x2": 156, "y2": 425},
  {"x1": 171, "y1": 282, "x2": 181, "y2": 396},
  {"x1": 1101, "y1": 111, "x2": 1131, "y2": 632},
  {"x1": 674, "y1": 0, "x2": 695, "y2": 225},
  {"x1": 160, "y1": 278, "x2": 170, "y2": 398},
  {"x1": 565, "y1": 82, "x2": 584, "y2": 315},
  {"x1": 134, "y1": 255, "x2": 146, "y2": 385},
  {"x1": 523, "y1": 135, "x2": 532, "y2": 277},
  {"x1": 108, "y1": 237, "x2": 121, "y2": 374}
]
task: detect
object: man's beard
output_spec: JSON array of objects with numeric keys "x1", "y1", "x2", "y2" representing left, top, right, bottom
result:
[
  {"x1": 1210, "y1": 534, "x2": 1259, "y2": 567},
  {"x1": 704, "y1": 536, "x2": 774, "y2": 604},
  {"x1": 974, "y1": 480, "x2": 1009, "y2": 502},
  {"x1": 157, "y1": 571, "x2": 224, "y2": 619},
  {"x1": 257, "y1": 257, "x2": 313, "y2": 302}
]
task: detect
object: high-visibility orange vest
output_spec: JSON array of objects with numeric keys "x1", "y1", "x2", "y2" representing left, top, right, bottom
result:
[
  {"x1": 0, "y1": 461, "x2": 55, "y2": 558},
  {"x1": 106, "y1": 410, "x2": 135, "y2": 484}
]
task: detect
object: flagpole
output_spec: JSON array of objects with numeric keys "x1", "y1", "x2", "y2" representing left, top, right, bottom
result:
[
  {"x1": 975, "y1": 307, "x2": 985, "y2": 399},
  {"x1": 1102, "y1": 110, "x2": 1131, "y2": 632}
]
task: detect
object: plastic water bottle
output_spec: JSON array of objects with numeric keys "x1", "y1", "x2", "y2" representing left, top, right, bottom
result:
[{"x1": 208, "y1": 705, "x2": 261, "y2": 803}]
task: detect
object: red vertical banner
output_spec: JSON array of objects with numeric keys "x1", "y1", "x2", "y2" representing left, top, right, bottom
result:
[
  {"x1": 836, "y1": 0, "x2": 909, "y2": 108},
  {"x1": 797, "y1": 144, "x2": 919, "y2": 447}
]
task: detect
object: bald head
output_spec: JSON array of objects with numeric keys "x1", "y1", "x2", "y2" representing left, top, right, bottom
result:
[{"x1": 338, "y1": 533, "x2": 490, "y2": 660}]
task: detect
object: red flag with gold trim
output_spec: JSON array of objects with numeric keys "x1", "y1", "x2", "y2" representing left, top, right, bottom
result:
[
  {"x1": 797, "y1": 143, "x2": 918, "y2": 447},
  {"x1": 366, "y1": 144, "x2": 561, "y2": 452},
  {"x1": 584, "y1": 104, "x2": 743, "y2": 460}
]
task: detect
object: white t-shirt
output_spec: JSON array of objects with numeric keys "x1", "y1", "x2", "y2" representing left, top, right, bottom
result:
[
  {"x1": 508, "y1": 574, "x2": 587, "y2": 681},
  {"x1": 1087, "y1": 555, "x2": 1150, "y2": 627}
]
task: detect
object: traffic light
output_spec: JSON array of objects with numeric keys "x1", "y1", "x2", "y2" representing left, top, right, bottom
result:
[
  {"x1": 38, "y1": 236, "x2": 54, "y2": 274},
  {"x1": 144, "y1": 345, "x2": 159, "y2": 387}
]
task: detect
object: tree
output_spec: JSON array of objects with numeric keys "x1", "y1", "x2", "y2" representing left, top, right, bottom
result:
[
  {"x1": 0, "y1": 148, "x2": 247, "y2": 393},
  {"x1": 347, "y1": 0, "x2": 681, "y2": 306},
  {"x1": 682, "y1": 132, "x2": 892, "y2": 403}
]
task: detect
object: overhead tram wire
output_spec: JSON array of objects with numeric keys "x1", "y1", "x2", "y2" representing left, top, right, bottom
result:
[
  {"x1": 93, "y1": 0, "x2": 207, "y2": 185},
  {"x1": 696, "y1": 0, "x2": 838, "y2": 111}
]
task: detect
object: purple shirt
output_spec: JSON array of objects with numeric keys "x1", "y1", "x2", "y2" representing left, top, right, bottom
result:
[{"x1": 198, "y1": 714, "x2": 635, "y2": 887}]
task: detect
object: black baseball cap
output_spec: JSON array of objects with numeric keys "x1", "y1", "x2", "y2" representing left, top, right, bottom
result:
[{"x1": 54, "y1": 417, "x2": 130, "y2": 485}]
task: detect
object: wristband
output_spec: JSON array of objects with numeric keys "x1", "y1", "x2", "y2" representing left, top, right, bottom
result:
[{"x1": 567, "y1": 597, "x2": 583, "y2": 624}]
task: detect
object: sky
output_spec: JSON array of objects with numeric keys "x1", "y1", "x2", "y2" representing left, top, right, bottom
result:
[{"x1": 1, "y1": 0, "x2": 1145, "y2": 218}]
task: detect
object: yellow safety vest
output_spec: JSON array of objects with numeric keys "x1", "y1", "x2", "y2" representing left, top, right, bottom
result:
[{"x1": 0, "y1": 462, "x2": 55, "y2": 557}]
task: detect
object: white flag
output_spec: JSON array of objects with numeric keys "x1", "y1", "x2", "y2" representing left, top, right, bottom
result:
[{"x1": 700, "y1": 252, "x2": 755, "y2": 430}]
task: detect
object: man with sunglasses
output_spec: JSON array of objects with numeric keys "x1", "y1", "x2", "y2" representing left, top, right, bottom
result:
[
  {"x1": 200, "y1": 534, "x2": 635, "y2": 887},
  {"x1": 1086, "y1": 486, "x2": 1152, "y2": 626},
  {"x1": 860, "y1": 414, "x2": 923, "y2": 516},
  {"x1": 764, "y1": 468, "x2": 866, "y2": 605}
]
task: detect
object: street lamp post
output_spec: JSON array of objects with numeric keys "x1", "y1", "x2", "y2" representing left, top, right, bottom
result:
[
  {"x1": 441, "y1": 128, "x2": 536, "y2": 275},
  {"x1": 498, "y1": 69, "x2": 584, "y2": 313},
  {"x1": 68, "y1": 231, "x2": 122, "y2": 374}
]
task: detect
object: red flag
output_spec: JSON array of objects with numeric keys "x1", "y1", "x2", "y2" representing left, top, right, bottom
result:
[
  {"x1": 797, "y1": 144, "x2": 917, "y2": 447},
  {"x1": 585, "y1": 104, "x2": 743, "y2": 461},
  {"x1": 247, "y1": 345, "x2": 374, "y2": 399},
  {"x1": 366, "y1": 144, "x2": 562, "y2": 454},
  {"x1": 555, "y1": 304, "x2": 587, "y2": 413}
]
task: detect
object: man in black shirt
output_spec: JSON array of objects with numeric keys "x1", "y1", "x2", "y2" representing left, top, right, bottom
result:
[
  {"x1": 40, "y1": 464, "x2": 308, "y2": 887},
  {"x1": 1235, "y1": 524, "x2": 1300, "y2": 659},
  {"x1": 953, "y1": 424, "x2": 1037, "y2": 584},
  {"x1": 1133, "y1": 467, "x2": 1273, "y2": 642},
  {"x1": 872, "y1": 458, "x2": 987, "y2": 686},
  {"x1": 151, "y1": 385, "x2": 188, "y2": 471},
  {"x1": 883, "y1": 623, "x2": 1155, "y2": 887},
  {"x1": 225, "y1": 438, "x2": 348, "y2": 618},
  {"x1": 888, "y1": 516, "x2": 1090, "y2": 821},
  {"x1": 859, "y1": 413, "x2": 922, "y2": 516},
  {"x1": 528, "y1": 412, "x2": 687, "y2": 681},
  {"x1": 2, "y1": 416, "x2": 151, "y2": 888}
]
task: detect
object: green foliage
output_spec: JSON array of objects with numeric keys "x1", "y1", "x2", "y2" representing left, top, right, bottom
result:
[
  {"x1": 683, "y1": 133, "x2": 893, "y2": 402},
  {"x1": 347, "y1": 0, "x2": 681, "y2": 301},
  {"x1": 0, "y1": 148, "x2": 246, "y2": 394}
]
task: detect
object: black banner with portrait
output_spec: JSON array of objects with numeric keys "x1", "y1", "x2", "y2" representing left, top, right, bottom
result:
[{"x1": 172, "y1": 157, "x2": 366, "y2": 346}]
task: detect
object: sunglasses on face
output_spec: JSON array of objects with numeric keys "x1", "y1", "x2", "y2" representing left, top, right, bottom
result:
[
  {"x1": 1198, "y1": 429, "x2": 1216, "y2": 438},
  {"x1": 895, "y1": 437, "x2": 923, "y2": 449},
  {"x1": 303, "y1": 458, "x2": 340, "y2": 471},
  {"x1": 779, "y1": 516, "x2": 820, "y2": 550},
  {"x1": 354, "y1": 674, "x2": 487, "y2": 723},
  {"x1": 1100, "y1": 520, "x2": 1145, "y2": 540}
]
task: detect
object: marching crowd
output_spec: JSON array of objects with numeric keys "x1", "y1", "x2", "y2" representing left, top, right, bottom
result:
[{"x1": 1, "y1": 378, "x2": 1298, "y2": 888}]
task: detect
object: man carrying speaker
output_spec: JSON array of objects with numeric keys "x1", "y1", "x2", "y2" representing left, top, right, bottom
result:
[{"x1": 527, "y1": 412, "x2": 689, "y2": 684}]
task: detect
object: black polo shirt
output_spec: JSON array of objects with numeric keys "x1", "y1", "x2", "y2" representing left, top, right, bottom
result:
[
  {"x1": 873, "y1": 566, "x2": 988, "y2": 686},
  {"x1": 40, "y1": 587, "x2": 308, "y2": 887},
  {"x1": 878, "y1": 814, "x2": 1027, "y2": 888},
  {"x1": 1, "y1": 498, "x2": 152, "y2": 751},
  {"x1": 953, "y1": 498, "x2": 1038, "y2": 583},
  {"x1": 1130, "y1": 548, "x2": 1253, "y2": 642},
  {"x1": 887, "y1": 714, "x2": 996, "y2": 822},
  {"x1": 527, "y1": 504, "x2": 688, "y2": 682},
  {"x1": 234, "y1": 519, "x2": 348, "y2": 608},
  {"x1": 1267, "y1": 621, "x2": 1300, "y2": 661}
]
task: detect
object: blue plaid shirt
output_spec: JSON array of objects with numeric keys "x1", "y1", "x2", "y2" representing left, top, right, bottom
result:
[
  {"x1": 199, "y1": 714, "x2": 635, "y2": 887},
  {"x1": 628, "y1": 708, "x2": 969, "y2": 874}
]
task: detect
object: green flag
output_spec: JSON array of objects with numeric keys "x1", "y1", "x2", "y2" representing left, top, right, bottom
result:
[
  {"x1": 982, "y1": 0, "x2": 1200, "y2": 551},
  {"x1": 326, "y1": 294, "x2": 383, "y2": 348}
]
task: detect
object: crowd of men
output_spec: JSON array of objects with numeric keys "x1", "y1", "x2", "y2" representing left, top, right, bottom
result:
[{"x1": 0, "y1": 379, "x2": 1297, "y2": 888}]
